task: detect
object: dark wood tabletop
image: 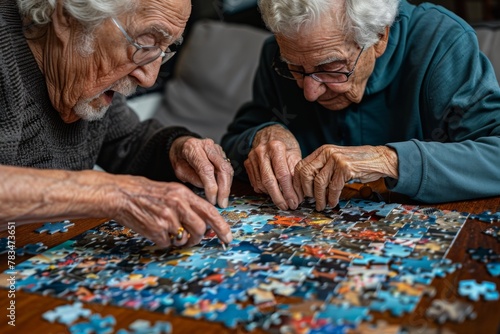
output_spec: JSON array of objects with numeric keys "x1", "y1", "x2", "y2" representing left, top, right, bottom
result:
[{"x1": 1, "y1": 179, "x2": 499, "y2": 334}]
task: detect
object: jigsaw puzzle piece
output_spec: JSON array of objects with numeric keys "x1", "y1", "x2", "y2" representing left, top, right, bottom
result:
[
  {"x1": 205, "y1": 304, "x2": 259, "y2": 328},
  {"x1": 69, "y1": 314, "x2": 116, "y2": 334},
  {"x1": 35, "y1": 220, "x2": 74, "y2": 234},
  {"x1": 425, "y1": 299, "x2": 476, "y2": 324},
  {"x1": 316, "y1": 302, "x2": 372, "y2": 326},
  {"x1": 42, "y1": 301, "x2": 92, "y2": 325},
  {"x1": 469, "y1": 211, "x2": 500, "y2": 223},
  {"x1": 458, "y1": 279, "x2": 499, "y2": 301},
  {"x1": 369, "y1": 290, "x2": 419, "y2": 316},
  {"x1": 467, "y1": 247, "x2": 499, "y2": 263},
  {"x1": 382, "y1": 242, "x2": 413, "y2": 258}
]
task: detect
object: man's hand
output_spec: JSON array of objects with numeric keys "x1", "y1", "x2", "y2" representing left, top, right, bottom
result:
[
  {"x1": 0, "y1": 166, "x2": 233, "y2": 248},
  {"x1": 245, "y1": 125, "x2": 303, "y2": 210},
  {"x1": 293, "y1": 145, "x2": 398, "y2": 211},
  {"x1": 112, "y1": 175, "x2": 233, "y2": 248},
  {"x1": 170, "y1": 137, "x2": 233, "y2": 208}
]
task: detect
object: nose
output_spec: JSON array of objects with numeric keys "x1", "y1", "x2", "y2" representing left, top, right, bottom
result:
[
  {"x1": 300, "y1": 75, "x2": 326, "y2": 102},
  {"x1": 128, "y1": 60, "x2": 162, "y2": 88}
]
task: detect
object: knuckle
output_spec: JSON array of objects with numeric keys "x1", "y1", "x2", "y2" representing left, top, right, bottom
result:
[{"x1": 199, "y1": 164, "x2": 215, "y2": 175}]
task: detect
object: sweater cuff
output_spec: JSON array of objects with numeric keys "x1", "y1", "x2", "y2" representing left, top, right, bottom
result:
[{"x1": 385, "y1": 140, "x2": 425, "y2": 199}]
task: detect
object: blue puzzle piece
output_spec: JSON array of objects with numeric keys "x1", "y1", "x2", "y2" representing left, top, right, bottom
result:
[
  {"x1": 69, "y1": 314, "x2": 116, "y2": 334},
  {"x1": 370, "y1": 290, "x2": 419, "y2": 316},
  {"x1": 16, "y1": 242, "x2": 48, "y2": 256},
  {"x1": 316, "y1": 303, "x2": 372, "y2": 325},
  {"x1": 458, "y1": 279, "x2": 499, "y2": 301},
  {"x1": 487, "y1": 262, "x2": 500, "y2": 277},
  {"x1": 469, "y1": 211, "x2": 500, "y2": 223},
  {"x1": 42, "y1": 302, "x2": 92, "y2": 325},
  {"x1": 35, "y1": 220, "x2": 74, "y2": 234},
  {"x1": 205, "y1": 304, "x2": 258, "y2": 328},
  {"x1": 382, "y1": 242, "x2": 413, "y2": 258}
]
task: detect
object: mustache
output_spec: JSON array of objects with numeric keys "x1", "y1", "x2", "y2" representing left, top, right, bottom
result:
[{"x1": 110, "y1": 77, "x2": 137, "y2": 97}]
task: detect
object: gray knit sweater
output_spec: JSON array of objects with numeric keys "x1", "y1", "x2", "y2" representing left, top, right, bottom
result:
[{"x1": 0, "y1": 1, "x2": 199, "y2": 181}]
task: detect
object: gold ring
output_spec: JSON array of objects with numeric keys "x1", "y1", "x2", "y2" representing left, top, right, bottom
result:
[{"x1": 176, "y1": 227, "x2": 185, "y2": 240}]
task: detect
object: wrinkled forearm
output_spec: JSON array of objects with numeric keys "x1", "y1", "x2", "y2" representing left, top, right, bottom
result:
[{"x1": 0, "y1": 165, "x2": 122, "y2": 228}]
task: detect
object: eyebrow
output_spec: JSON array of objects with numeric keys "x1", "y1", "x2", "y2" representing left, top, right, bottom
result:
[
  {"x1": 143, "y1": 24, "x2": 184, "y2": 45},
  {"x1": 280, "y1": 54, "x2": 346, "y2": 67}
]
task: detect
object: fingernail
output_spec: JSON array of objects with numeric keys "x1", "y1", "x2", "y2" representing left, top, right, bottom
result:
[
  {"x1": 288, "y1": 199, "x2": 297, "y2": 209},
  {"x1": 224, "y1": 231, "x2": 233, "y2": 243},
  {"x1": 222, "y1": 198, "x2": 229, "y2": 208}
]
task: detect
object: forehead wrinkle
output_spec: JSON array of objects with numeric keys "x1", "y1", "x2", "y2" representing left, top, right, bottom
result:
[{"x1": 146, "y1": 24, "x2": 184, "y2": 45}]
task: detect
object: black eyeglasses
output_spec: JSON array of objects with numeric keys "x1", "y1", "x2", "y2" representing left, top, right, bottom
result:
[
  {"x1": 112, "y1": 18, "x2": 179, "y2": 66},
  {"x1": 273, "y1": 46, "x2": 365, "y2": 84}
]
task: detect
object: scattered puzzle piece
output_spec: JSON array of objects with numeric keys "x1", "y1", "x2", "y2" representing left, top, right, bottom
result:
[
  {"x1": 458, "y1": 280, "x2": 499, "y2": 301},
  {"x1": 470, "y1": 211, "x2": 500, "y2": 223},
  {"x1": 35, "y1": 220, "x2": 74, "y2": 234},
  {"x1": 69, "y1": 314, "x2": 116, "y2": 334},
  {"x1": 42, "y1": 301, "x2": 92, "y2": 325},
  {"x1": 425, "y1": 299, "x2": 476, "y2": 323}
]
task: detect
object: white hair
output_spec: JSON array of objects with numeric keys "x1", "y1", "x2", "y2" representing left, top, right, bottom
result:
[
  {"x1": 258, "y1": 0, "x2": 400, "y2": 48},
  {"x1": 18, "y1": 0, "x2": 136, "y2": 55},
  {"x1": 17, "y1": 0, "x2": 135, "y2": 28}
]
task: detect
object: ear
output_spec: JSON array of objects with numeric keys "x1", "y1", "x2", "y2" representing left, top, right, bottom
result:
[
  {"x1": 373, "y1": 26, "x2": 390, "y2": 58},
  {"x1": 50, "y1": 0, "x2": 74, "y2": 41}
]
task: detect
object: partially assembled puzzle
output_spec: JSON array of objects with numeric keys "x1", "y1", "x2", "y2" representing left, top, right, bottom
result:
[{"x1": 4, "y1": 195, "x2": 478, "y2": 331}]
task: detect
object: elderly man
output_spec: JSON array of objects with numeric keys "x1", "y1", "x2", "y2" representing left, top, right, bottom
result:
[
  {"x1": 222, "y1": 0, "x2": 500, "y2": 211},
  {"x1": 0, "y1": 0, "x2": 233, "y2": 248}
]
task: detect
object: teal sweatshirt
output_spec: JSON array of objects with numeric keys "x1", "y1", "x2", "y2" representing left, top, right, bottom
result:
[{"x1": 221, "y1": 1, "x2": 500, "y2": 203}]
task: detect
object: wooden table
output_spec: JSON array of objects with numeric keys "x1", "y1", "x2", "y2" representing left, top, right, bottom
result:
[{"x1": 1, "y1": 179, "x2": 499, "y2": 334}]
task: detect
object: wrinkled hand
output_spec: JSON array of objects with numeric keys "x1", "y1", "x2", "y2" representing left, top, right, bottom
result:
[
  {"x1": 170, "y1": 137, "x2": 233, "y2": 208},
  {"x1": 245, "y1": 125, "x2": 303, "y2": 210},
  {"x1": 293, "y1": 145, "x2": 399, "y2": 211},
  {"x1": 112, "y1": 175, "x2": 232, "y2": 248}
]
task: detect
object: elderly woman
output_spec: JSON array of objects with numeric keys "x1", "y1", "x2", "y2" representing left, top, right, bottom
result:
[{"x1": 0, "y1": 0, "x2": 233, "y2": 248}]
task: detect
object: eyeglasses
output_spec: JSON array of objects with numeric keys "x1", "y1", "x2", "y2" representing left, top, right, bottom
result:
[
  {"x1": 273, "y1": 46, "x2": 365, "y2": 84},
  {"x1": 111, "y1": 18, "x2": 179, "y2": 66}
]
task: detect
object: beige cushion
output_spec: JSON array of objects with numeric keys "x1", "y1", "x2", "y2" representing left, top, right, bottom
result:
[
  {"x1": 153, "y1": 20, "x2": 271, "y2": 143},
  {"x1": 473, "y1": 22, "x2": 500, "y2": 83}
]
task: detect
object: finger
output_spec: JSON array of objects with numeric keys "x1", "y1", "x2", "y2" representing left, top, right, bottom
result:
[
  {"x1": 292, "y1": 170, "x2": 305, "y2": 207},
  {"x1": 215, "y1": 157, "x2": 233, "y2": 209},
  {"x1": 259, "y1": 157, "x2": 288, "y2": 210},
  {"x1": 191, "y1": 197, "x2": 232, "y2": 244},
  {"x1": 298, "y1": 149, "x2": 327, "y2": 198},
  {"x1": 328, "y1": 163, "x2": 350, "y2": 209},
  {"x1": 170, "y1": 225, "x2": 190, "y2": 247},
  {"x1": 314, "y1": 159, "x2": 335, "y2": 211},
  {"x1": 299, "y1": 161, "x2": 317, "y2": 198},
  {"x1": 150, "y1": 228, "x2": 172, "y2": 248},
  {"x1": 174, "y1": 200, "x2": 208, "y2": 247},
  {"x1": 289, "y1": 157, "x2": 304, "y2": 205},
  {"x1": 188, "y1": 154, "x2": 218, "y2": 205},
  {"x1": 271, "y1": 151, "x2": 299, "y2": 210},
  {"x1": 245, "y1": 157, "x2": 265, "y2": 194}
]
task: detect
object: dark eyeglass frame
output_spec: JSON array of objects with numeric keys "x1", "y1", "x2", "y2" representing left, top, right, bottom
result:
[
  {"x1": 273, "y1": 46, "x2": 365, "y2": 84},
  {"x1": 111, "y1": 18, "x2": 179, "y2": 66}
]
